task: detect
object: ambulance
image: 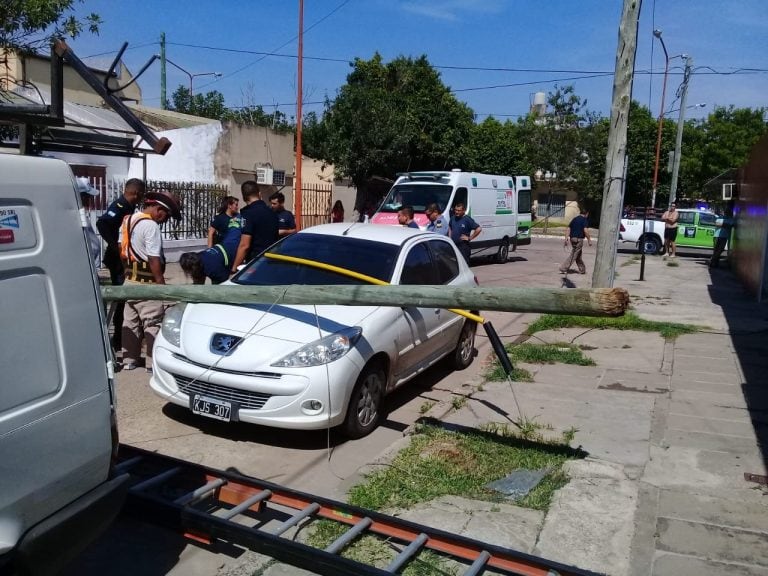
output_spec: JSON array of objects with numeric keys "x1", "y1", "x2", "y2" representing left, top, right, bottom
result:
[{"x1": 371, "y1": 170, "x2": 532, "y2": 263}]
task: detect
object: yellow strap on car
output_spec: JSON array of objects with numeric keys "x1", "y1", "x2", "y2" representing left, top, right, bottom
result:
[{"x1": 263, "y1": 252, "x2": 485, "y2": 324}]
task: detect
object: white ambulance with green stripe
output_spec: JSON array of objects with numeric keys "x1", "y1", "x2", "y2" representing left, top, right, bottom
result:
[{"x1": 372, "y1": 170, "x2": 533, "y2": 263}]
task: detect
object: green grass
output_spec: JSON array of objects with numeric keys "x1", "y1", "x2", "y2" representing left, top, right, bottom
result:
[
  {"x1": 531, "y1": 220, "x2": 569, "y2": 229},
  {"x1": 305, "y1": 425, "x2": 580, "y2": 573},
  {"x1": 525, "y1": 312, "x2": 701, "y2": 340},
  {"x1": 484, "y1": 363, "x2": 534, "y2": 382},
  {"x1": 506, "y1": 342, "x2": 596, "y2": 366},
  {"x1": 484, "y1": 342, "x2": 595, "y2": 382},
  {"x1": 347, "y1": 424, "x2": 576, "y2": 511},
  {"x1": 621, "y1": 255, "x2": 641, "y2": 267}
]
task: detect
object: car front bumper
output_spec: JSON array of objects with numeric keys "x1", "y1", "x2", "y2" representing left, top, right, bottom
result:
[{"x1": 150, "y1": 345, "x2": 360, "y2": 430}]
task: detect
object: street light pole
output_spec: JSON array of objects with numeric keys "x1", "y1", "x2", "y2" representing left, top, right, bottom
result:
[
  {"x1": 163, "y1": 57, "x2": 220, "y2": 99},
  {"x1": 668, "y1": 55, "x2": 693, "y2": 208},
  {"x1": 650, "y1": 29, "x2": 669, "y2": 210}
]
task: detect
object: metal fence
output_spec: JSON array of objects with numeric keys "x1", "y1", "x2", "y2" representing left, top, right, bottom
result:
[
  {"x1": 82, "y1": 176, "x2": 228, "y2": 240},
  {"x1": 297, "y1": 182, "x2": 333, "y2": 229}
]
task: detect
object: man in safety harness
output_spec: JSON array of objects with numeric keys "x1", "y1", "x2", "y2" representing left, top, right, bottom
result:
[{"x1": 119, "y1": 191, "x2": 182, "y2": 372}]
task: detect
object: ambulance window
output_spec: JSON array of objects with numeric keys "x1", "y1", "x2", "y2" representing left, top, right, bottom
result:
[
  {"x1": 451, "y1": 187, "x2": 468, "y2": 210},
  {"x1": 518, "y1": 190, "x2": 532, "y2": 213}
]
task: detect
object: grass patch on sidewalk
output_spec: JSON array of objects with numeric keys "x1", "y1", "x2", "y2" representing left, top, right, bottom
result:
[
  {"x1": 525, "y1": 312, "x2": 700, "y2": 340},
  {"x1": 484, "y1": 342, "x2": 595, "y2": 382},
  {"x1": 306, "y1": 424, "x2": 580, "y2": 573}
]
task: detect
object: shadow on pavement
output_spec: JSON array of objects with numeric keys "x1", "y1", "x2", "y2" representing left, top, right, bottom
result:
[
  {"x1": 707, "y1": 262, "x2": 768, "y2": 473},
  {"x1": 158, "y1": 357, "x2": 464, "y2": 449}
]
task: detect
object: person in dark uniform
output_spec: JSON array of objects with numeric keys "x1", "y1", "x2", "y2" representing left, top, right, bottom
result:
[
  {"x1": 449, "y1": 202, "x2": 481, "y2": 264},
  {"x1": 398, "y1": 205, "x2": 420, "y2": 228},
  {"x1": 96, "y1": 178, "x2": 145, "y2": 349},
  {"x1": 231, "y1": 180, "x2": 279, "y2": 272},
  {"x1": 179, "y1": 245, "x2": 231, "y2": 285},
  {"x1": 269, "y1": 191, "x2": 297, "y2": 237}
]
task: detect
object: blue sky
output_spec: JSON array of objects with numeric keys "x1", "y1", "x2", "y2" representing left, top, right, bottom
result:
[{"x1": 67, "y1": 0, "x2": 767, "y2": 123}]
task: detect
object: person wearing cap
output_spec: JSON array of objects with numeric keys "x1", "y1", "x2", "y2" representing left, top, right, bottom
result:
[
  {"x1": 119, "y1": 190, "x2": 182, "y2": 372},
  {"x1": 96, "y1": 178, "x2": 145, "y2": 349},
  {"x1": 425, "y1": 203, "x2": 449, "y2": 235},
  {"x1": 75, "y1": 177, "x2": 102, "y2": 268}
]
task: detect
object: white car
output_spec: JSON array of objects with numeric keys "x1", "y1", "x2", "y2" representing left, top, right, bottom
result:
[{"x1": 150, "y1": 223, "x2": 479, "y2": 438}]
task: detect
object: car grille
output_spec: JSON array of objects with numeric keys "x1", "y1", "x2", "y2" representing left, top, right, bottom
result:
[{"x1": 173, "y1": 374, "x2": 271, "y2": 410}]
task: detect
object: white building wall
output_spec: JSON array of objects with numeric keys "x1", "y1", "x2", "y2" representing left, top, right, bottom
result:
[
  {"x1": 128, "y1": 122, "x2": 223, "y2": 182},
  {"x1": 48, "y1": 151, "x2": 130, "y2": 180}
]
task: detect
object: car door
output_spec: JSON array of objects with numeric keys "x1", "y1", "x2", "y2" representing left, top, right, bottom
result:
[
  {"x1": 696, "y1": 212, "x2": 718, "y2": 248},
  {"x1": 676, "y1": 210, "x2": 698, "y2": 247},
  {"x1": 427, "y1": 238, "x2": 466, "y2": 351},
  {"x1": 393, "y1": 240, "x2": 445, "y2": 379}
]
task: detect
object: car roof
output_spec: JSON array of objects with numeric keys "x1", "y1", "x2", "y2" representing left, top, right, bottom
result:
[{"x1": 297, "y1": 223, "x2": 437, "y2": 246}]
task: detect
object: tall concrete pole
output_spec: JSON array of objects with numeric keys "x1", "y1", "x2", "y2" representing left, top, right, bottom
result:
[
  {"x1": 592, "y1": 0, "x2": 642, "y2": 288},
  {"x1": 668, "y1": 56, "x2": 692, "y2": 208}
]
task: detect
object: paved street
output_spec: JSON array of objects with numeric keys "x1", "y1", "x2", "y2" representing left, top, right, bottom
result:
[{"x1": 64, "y1": 236, "x2": 768, "y2": 575}]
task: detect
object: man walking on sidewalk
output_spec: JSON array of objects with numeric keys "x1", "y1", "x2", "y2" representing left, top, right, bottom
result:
[{"x1": 560, "y1": 208, "x2": 592, "y2": 274}]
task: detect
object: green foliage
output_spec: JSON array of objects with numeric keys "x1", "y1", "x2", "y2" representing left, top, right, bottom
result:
[
  {"x1": 167, "y1": 86, "x2": 226, "y2": 119},
  {"x1": 1, "y1": 0, "x2": 101, "y2": 52},
  {"x1": 525, "y1": 312, "x2": 701, "y2": 339},
  {"x1": 315, "y1": 53, "x2": 475, "y2": 189},
  {"x1": 682, "y1": 106, "x2": 767, "y2": 201}
]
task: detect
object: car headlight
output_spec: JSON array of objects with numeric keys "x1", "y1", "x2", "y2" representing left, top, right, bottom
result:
[
  {"x1": 271, "y1": 327, "x2": 362, "y2": 367},
  {"x1": 161, "y1": 303, "x2": 187, "y2": 347}
]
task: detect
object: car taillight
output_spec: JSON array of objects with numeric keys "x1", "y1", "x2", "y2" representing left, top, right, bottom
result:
[{"x1": 620, "y1": 223, "x2": 625, "y2": 232}]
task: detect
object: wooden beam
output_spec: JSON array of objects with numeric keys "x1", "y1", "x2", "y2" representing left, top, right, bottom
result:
[{"x1": 102, "y1": 284, "x2": 630, "y2": 317}]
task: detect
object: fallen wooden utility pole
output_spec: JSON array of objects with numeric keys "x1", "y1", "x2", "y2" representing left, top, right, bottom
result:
[{"x1": 102, "y1": 284, "x2": 630, "y2": 317}]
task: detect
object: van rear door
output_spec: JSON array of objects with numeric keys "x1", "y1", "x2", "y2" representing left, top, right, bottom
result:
[{"x1": 0, "y1": 155, "x2": 115, "y2": 556}]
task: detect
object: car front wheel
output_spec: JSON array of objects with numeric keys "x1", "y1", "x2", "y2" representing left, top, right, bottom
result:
[
  {"x1": 342, "y1": 361, "x2": 385, "y2": 438},
  {"x1": 451, "y1": 321, "x2": 477, "y2": 370}
]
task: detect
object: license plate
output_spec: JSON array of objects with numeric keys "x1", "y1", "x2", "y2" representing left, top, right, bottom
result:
[{"x1": 191, "y1": 394, "x2": 234, "y2": 422}]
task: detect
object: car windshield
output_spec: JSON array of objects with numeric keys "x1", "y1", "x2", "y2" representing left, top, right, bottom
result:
[
  {"x1": 234, "y1": 232, "x2": 400, "y2": 286},
  {"x1": 378, "y1": 183, "x2": 453, "y2": 213}
]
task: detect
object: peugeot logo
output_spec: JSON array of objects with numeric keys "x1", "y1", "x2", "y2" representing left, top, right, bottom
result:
[{"x1": 210, "y1": 333, "x2": 243, "y2": 355}]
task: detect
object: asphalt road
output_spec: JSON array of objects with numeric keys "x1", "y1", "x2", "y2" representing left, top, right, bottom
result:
[{"x1": 62, "y1": 235, "x2": 615, "y2": 575}]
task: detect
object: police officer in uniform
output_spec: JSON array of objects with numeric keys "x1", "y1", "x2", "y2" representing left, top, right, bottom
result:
[{"x1": 96, "y1": 178, "x2": 145, "y2": 349}]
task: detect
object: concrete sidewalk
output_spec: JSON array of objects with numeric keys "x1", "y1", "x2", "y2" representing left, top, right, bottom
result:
[
  {"x1": 391, "y1": 251, "x2": 768, "y2": 576},
  {"x1": 98, "y1": 249, "x2": 768, "y2": 576}
]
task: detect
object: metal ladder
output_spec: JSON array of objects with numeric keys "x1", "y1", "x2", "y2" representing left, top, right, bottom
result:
[{"x1": 115, "y1": 444, "x2": 601, "y2": 576}]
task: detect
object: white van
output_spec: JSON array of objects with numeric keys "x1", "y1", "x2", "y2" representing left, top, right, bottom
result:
[
  {"x1": 0, "y1": 154, "x2": 127, "y2": 574},
  {"x1": 371, "y1": 170, "x2": 532, "y2": 262}
]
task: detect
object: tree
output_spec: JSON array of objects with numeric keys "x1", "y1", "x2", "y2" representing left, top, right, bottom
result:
[
  {"x1": 168, "y1": 85, "x2": 226, "y2": 119},
  {"x1": 1, "y1": 0, "x2": 101, "y2": 53},
  {"x1": 318, "y1": 53, "x2": 475, "y2": 208},
  {"x1": 463, "y1": 117, "x2": 527, "y2": 176},
  {"x1": 223, "y1": 105, "x2": 293, "y2": 133},
  {"x1": 682, "y1": 106, "x2": 767, "y2": 201},
  {"x1": 521, "y1": 85, "x2": 607, "y2": 206}
]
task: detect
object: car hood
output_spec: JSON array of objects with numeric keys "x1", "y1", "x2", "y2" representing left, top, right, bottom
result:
[{"x1": 177, "y1": 303, "x2": 379, "y2": 370}]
